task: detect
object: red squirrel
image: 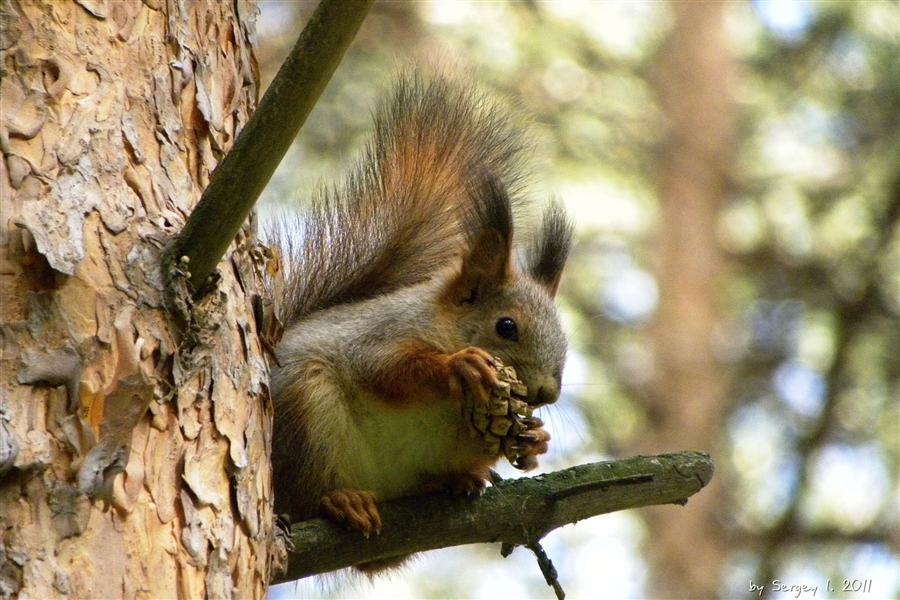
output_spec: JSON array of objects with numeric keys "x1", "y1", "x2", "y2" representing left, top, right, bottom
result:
[{"x1": 269, "y1": 72, "x2": 572, "y2": 559}]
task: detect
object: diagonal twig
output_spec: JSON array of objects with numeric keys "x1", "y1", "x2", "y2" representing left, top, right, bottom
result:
[{"x1": 169, "y1": 0, "x2": 374, "y2": 290}]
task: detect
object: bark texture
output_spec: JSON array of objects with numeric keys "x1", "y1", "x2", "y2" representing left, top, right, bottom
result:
[
  {"x1": 1, "y1": 1, "x2": 273, "y2": 597},
  {"x1": 279, "y1": 452, "x2": 715, "y2": 582},
  {"x1": 637, "y1": 2, "x2": 736, "y2": 598}
]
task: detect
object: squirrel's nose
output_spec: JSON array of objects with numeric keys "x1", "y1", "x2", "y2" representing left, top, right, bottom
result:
[
  {"x1": 536, "y1": 385, "x2": 559, "y2": 406},
  {"x1": 530, "y1": 378, "x2": 560, "y2": 406}
]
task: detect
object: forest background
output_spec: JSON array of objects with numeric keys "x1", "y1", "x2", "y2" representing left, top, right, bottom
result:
[{"x1": 259, "y1": 1, "x2": 899, "y2": 599}]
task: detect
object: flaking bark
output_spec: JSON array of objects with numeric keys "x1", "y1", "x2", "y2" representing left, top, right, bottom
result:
[{"x1": 1, "y1": 1, "x2": 273, "y2": 597}]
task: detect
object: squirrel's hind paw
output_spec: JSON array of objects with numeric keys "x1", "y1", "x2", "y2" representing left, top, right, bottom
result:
[
  {"x1": 320, "y1": 489, "x2": 382, "y2": 537},
  {"x1": 417, "y1": 470, "x2": 490, "y2": 496},
  {"x1": 444, "y1": 472, "x2": 489, "y2": 495}
]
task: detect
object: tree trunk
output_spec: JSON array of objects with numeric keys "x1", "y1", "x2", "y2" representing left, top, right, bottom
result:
[
  {"x1": 636, "y1": 2, "x2": 736, "y2": 598},
  {"x1": 1, "y1": 1, "x2": 273, "y2": 597}
]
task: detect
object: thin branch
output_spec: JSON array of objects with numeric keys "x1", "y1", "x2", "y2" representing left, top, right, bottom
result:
[
  {"x1": 169, "y1": 0, "x2": 374, "y2": 289},
  {"x1": 273, "y1": 451, "x2": 714, "y2": 583},
  {"x1": 526, "y1": 542, "x2": 566, "y2": 600}
]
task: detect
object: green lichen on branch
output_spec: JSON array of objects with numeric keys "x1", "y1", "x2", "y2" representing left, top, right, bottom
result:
[{"x1": 274, "y1": 451, "x2": 714, "y2": 582}]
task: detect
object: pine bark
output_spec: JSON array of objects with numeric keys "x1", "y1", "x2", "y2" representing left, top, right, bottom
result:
[{"x1": 1, "y1": 1, "x2": 273, "y2": 597}]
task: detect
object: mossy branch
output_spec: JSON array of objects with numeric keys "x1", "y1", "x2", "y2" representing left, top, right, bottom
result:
[
  {"x1": 169, "y1": 0, "x2": 374, "y2": 289},
  {"x1": 273, "y1": 451, "x2": 714, "y2": 583}
]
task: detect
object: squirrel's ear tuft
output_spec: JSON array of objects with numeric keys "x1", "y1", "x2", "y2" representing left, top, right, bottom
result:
[
  {"x1": 526, "y1": 200, "x2": 573, "y2": 296},
  {"x1": 443, "y1": 174, "x2": 514, "y2": 305}
]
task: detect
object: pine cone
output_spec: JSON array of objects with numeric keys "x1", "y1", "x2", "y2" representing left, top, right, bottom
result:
[{"x1": 467, "y1": 358, "x2": 542, "y2": 471}]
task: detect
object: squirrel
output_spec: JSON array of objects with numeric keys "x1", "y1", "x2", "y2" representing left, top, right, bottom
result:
[{"x1": 268, "y1": 72, "x2": 573, "y2": 565}]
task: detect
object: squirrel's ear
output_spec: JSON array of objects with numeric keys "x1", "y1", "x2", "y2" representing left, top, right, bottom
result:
[
  {"x1": 526, "y1": 200, "x2": 573, "y2": 297},
  {"x1": 443, "y1": 175, "x2": 513, "y2": 305}
]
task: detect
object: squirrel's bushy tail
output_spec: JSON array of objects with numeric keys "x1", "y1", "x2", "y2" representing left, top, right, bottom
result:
[{"x1": 272, "y1": 72, "x2": 529, "y2": 324}]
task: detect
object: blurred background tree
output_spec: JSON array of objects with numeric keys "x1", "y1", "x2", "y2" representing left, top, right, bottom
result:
[{"x1": 259, "y1": 1, "x2": 899, "y2": 598}]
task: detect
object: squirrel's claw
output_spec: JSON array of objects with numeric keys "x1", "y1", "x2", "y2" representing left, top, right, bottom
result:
[
  {"x1": 518, "y1": 417, "x2": 544, "y2": 429},
  {"x1": 514, "y1": 425, "x2": 550, "y2": 457},
  {"x1": 320, "y1": 489, "x2": 382, "y2": 537}
]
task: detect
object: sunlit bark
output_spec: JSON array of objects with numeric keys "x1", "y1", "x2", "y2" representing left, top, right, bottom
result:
[{"x1": 1, "y1": 1, "x2": 273, "y2": 597}]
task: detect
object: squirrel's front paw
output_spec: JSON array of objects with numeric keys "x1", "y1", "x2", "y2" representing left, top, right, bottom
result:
[
  {"x1": 446, "y1": 347, "x2": 499, "y2": 405},
  {"x1": 320, "y1": 489, "x2": 382, "y2": 537},
  {"x1": 504, "y1": 417, "x2": 550, "y2": 471}
]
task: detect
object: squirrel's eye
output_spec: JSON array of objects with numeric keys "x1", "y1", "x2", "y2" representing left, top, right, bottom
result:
[{"x1": 495, "y1": 317, "x2": 518, "y2": 342}]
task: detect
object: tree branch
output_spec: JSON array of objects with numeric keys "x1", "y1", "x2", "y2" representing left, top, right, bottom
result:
[
  {"x1": 169, "y1": 0, "x2": 374, "y2": 289},
  {"x1": 273, "y1": 451, "x2": 714, "y2": 583}
]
